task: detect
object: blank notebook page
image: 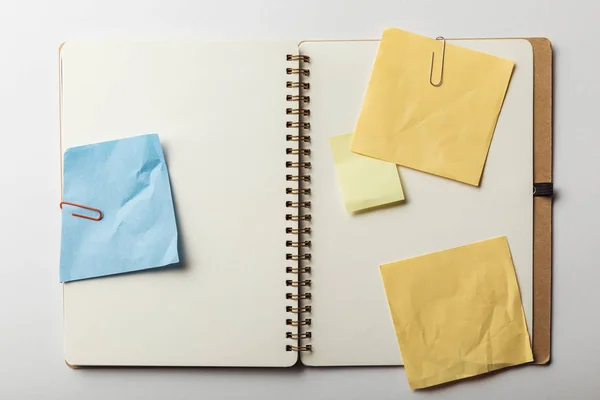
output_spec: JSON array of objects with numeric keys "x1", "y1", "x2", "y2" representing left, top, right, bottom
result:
[
  {"x1": 60, "y1": 41, "x2": 298, "y2": 367},
  {"x1": 300, "y1": 40, "x2": 533, "y2": 366}
]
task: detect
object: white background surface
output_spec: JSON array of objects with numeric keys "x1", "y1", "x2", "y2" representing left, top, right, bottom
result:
[{"x1": 0, "y1": 0, "x2": 594, "y2": 398}]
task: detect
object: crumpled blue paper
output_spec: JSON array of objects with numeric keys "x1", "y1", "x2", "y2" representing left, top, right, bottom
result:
[{"x1": 60, "y1": 134, "x2": 179, "y2": 282}]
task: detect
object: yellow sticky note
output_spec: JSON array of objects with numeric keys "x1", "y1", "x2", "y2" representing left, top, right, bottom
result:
[
  {"x1": 329, "y1": 132, "x2": 404, "y2": 213},
  {"x1": 380, "y1": 237, "x2": 532, "y2": 389},
  {"x1": 352, "y1": 28, "x2": 515, "y2": 186}
]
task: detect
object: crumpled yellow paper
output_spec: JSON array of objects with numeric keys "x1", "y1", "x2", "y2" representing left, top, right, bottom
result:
[
  {"x1": 329, "y1": 132, "x2": 404, "y2": 213},
  {"x1": 351, "y1": 28, "x2": 515, "y2": 186},
  {"x1": 380, "y1": 237, "x2": 533, "y2": 389}
]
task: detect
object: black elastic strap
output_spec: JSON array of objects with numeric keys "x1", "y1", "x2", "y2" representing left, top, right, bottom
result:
[{"x1": 533, "y1": 182, "x2": 553, "y2": 197}]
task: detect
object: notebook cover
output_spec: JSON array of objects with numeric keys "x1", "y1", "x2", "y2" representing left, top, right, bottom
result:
[
  {"x1": 57, "y1": 37, "x2": 552, "y2": 367},
  {"x1": 528, "y1": 37, "x2": 553, "y2": 365}
]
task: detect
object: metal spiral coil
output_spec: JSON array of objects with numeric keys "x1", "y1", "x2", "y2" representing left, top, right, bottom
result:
[
  {"x1": 286, "y1": 174, "x2": 311, "y2": 182},
  {"x1": 286, "y1": 81, "x2": 310, "y2": 89},
  {"x1": 286, "y1": 135, "x2": 311, "y2": 143},
  {"x1": 286, "y1": 253, "x2": 312, "y2": 260},
  {"x1": 285, "y1": 214, "x2": 311, "y2": 221},
  {"x1": 286, "y1": 94, "x2": 310, "y2": 103},
  {"x1": 286, "y1": 108, "x2": 311, "y2": 116},
  {"x1": 286, "y1": 67, "x2": 310, "y2": 76},
  {"x1": 286, "y1": 305, "x2": 312, "y2": 313},
  {"x1": 286, "y1": 332, "x2": 312, "y2": 339},
  {"x1": 285, "y1": 53, "x2": 312, "y2": 352},
  {"x1": 286, "y1": 188, "x2": 311, "y2": 195},
  {"x1": 286, "y1": 148, "x2": 311, "y2": 155},
  {"x1": 286, "y1": 227, "x2": 311, "y2": 234},
  {"x1": 286, "y1": 240, "x2": 311, "y2": 247},
  {"x1": 286, "y1": 345, "x2": 312, "y2": 352},
  {"x1": 286, "y1": 266, "x2": 312, "y2": 273},
  {"x1": 286, "y1": 318, "x2": 312, "y2": 326},
  {"x1": 286, "y1": 54, "x2": 311, "y2": 62},
  {"x1": 286, "y1": 293, "x2": 311, "y2": 300},
  {"x1": 286, "y1": 279, "x2": 312, "y2": 287},
  {"x1": 286, "y1": 161, "x2": 311, "y2": 169},
  {"x1": 285, "y1": 201, "x2": 311, "y2": 208}
]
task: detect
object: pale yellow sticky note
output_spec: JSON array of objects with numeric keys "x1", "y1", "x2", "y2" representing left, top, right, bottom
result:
[
  {"x1": 380, "y1": 237, "x2": 532, "y2": 389},
  {"x1": 352, "y1": 28, "x2": 515, "y2": 186},
  {"x1": 329, "y1": 132, "x2": 404, "y2": 213}
]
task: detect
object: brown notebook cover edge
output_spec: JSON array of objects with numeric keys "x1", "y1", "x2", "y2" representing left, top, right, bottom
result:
[{"x1": 529, "y1": 37, "x2": 553, "y2": 365}]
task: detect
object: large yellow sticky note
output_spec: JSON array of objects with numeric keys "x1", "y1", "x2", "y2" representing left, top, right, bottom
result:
[
  {"x1": 329, "y1": 132, "x2": 404, "y2": 213},
  {"x1": 380, "y1": 237, "x2": 532, "y2": 389},
  {"x1": 352, "y1": 28, "x2": 515, "y2": 186}
]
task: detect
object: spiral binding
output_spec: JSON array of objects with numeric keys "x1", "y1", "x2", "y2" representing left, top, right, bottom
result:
[{"x1": 285, "y1": 53, "x2": 312, "y2": 352}]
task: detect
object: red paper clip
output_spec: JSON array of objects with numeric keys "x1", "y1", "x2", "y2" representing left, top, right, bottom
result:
[{"x1": 59, "y1": 201, "x2": 103, "y2": 221}]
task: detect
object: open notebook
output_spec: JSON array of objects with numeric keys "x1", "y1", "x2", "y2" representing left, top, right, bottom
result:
[{"x1": 59, "y1": 38, "x2": 552, "y2": 367}]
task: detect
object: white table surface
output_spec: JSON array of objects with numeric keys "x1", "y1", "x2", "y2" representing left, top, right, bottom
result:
[{"x1": 0, "y1": 0, "x2": 595, "y2": 398}]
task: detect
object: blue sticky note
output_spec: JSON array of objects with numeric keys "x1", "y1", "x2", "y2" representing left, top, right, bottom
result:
[{"x1": 60, "y1": 134, "x2": 179, "y2": 282}]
